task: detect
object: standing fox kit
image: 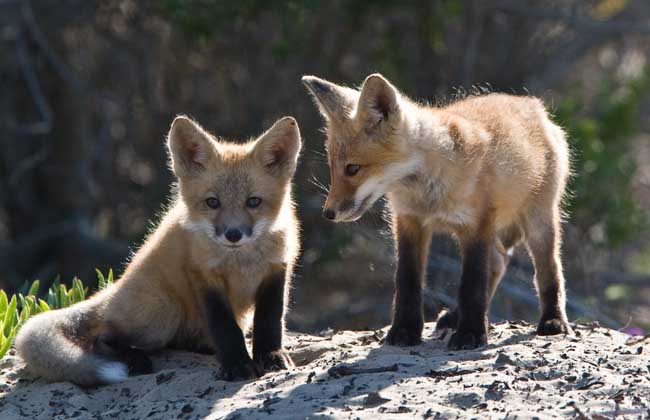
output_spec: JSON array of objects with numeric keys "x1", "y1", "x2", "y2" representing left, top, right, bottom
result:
[
  {"x1": 16, "y1": 116, "x2": 301, "y2": 385},
  {"x1": 303, "y1": 73, "x2": 571, "y2": 350}
]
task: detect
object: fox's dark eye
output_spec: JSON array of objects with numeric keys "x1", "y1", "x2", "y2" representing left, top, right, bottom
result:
[
  {"x1": 246, "y1": 197, "x2": 262, "y2": 208},
  {"x1": 345, "y1": 164, "x2": 361, "y2": 176},
  {"x1": 206, "y1": 197, "x2": 221, "y2": 209}
]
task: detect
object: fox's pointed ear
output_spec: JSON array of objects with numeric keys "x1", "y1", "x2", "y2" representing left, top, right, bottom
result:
[
  {"x1": 357, "y1": 73, "x2": 399, "y2": 127},
  {"x1": 302, "y1": 75, "x2": 358, "y2": 121},
  {"x1": 167, "y1": 116, "x2": 215, "y2": 177},
  {"x1": 254, "y1": 117, "x2": 302, "y2": 177}
]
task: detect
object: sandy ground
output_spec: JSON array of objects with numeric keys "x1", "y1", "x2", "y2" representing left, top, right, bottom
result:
[{"x1": 0, "y1": 321, "x2": 649, "y2": 419}]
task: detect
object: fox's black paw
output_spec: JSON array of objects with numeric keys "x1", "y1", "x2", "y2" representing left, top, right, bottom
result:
[
  {"x1": 448, "y1": 329, "x2": 487, "y2": 350},
  {"x1": 433, "y1": 308, "x2": 458, "y2": 338},
  {"x1": 255, "y1": 350, "x2": 293, "y2": 372},
  {"x1": 537, "y1": 317, "x2": 572, "y2": 336},
  {"x1": 223, "y1": 359, "x2": 263, "y2": 381},
  {"x1": 385, "y1": 326, "x2": 422, "y2": 346}
]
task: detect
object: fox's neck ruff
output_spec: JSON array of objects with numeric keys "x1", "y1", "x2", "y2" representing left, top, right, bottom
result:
[
  {"x1": 402, "y1": 101, "x2": 455, "y2": 153},
  {"x1": 384, "y1": 101, "x2": 461, "y2": 219},
  {"x1": 387, "y1": 101, "x2": 453, "y2": 191}
]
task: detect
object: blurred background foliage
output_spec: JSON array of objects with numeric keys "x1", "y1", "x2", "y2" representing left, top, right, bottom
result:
[{"x1": 0, "y1": 0, "x2": 649, "y2": 333}]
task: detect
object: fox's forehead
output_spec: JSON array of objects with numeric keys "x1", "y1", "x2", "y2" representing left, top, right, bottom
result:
[
  {"x1": 325, "y1": 121, "x2": 363, "y2": 163},
  {"x1": 208, "y1": 159, "x2": 262, "y2": 194},
  {"x1": 213, "y1": 168, "x2": 253, "y2": 194},
  {"x1": 185, "y1": 154, "x2": 261, "y2": 199}
]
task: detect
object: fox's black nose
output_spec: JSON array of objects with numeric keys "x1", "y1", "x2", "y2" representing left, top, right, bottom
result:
[
  {"x1": 225, "y1": 228, "x2": 243, "y2": 243},
  {"x1": 323, "y1": 209, "x2": 336, "y2": 220}
]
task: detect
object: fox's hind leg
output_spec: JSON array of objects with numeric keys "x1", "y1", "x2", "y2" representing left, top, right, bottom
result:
[
  {"x1": 94, "y1": 328, "x2": 154, "y2": 376},
  {"x1": 385, "y1": 215, "x2": 434, "y2": 346},
  {"x1": 435, "y1": 225, "x2": 522, "y2": 335},
  {"x1": 96, "y1": 284, "x2": 183, "y2": 377},
  {"x1": 434, "y1": 242, "x2": 505, "y2": 334},
  {"x1": 485, "y1": 225, "x2": 523, "y2": 305},
  {"x1": 524, "y1": 206, "x2": 572, "y2": 335}
]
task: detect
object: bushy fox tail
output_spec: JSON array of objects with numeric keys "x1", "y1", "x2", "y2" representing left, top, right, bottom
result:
[{"x1": 15, "y1": 298, "x2": 128, "y2": 386}]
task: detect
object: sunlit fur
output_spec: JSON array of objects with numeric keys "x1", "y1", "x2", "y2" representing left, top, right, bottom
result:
[
  {"x1": 15, "y1": 116, "x2": 301, "y2": 385},
  {"x1": 303, "y1": 73, "x2": 571, "y2": 334}
]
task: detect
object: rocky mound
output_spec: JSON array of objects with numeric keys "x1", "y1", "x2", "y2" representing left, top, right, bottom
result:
[{"x1": 1, "y1": 322, "x2": 648, "y2": 419}]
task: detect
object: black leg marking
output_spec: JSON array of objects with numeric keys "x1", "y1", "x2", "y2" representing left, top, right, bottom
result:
[
  {"x1": 525, "y1": 216, "x2": 572, "y2": 336},
  {"x1": 203, "y1": 290, "x2": 262, "y2": 381},
  {"x1": 448, "y1": 240, "x2": 490, "y2": 350},
  {"x1": 385, "y1": 218, "x2": 428, "y2": 347},
  {"x1": 253, "y1": 268, "x2": 293, "y2": 372},
  {"x1": 537, "y1": 285, "x2": 572, "y2": 335}
]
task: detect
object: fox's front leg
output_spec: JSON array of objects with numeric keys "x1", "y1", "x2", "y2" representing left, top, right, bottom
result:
[
  {"x1": 385, "y1": 215, "x2": 433, "y2": 346},
  {"x1": 448, "y1": 236, "x2": 491, "y2": 350},
  {"x1": 202, "y1": 289, "x2": 262, "y2": 381},
  {"x1": 253, "y1": 265, "x2": 293, "y2": 372}
]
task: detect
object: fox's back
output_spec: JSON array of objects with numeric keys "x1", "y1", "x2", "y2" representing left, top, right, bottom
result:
[
  {"x1": 440, "y1": 93, "x2": 566, "y2": 181},
  {"x1": 442, "y1": 93, "x2": 566, "y2": 155},
  {"x1": 443, "y1": 93, "x2": 543, "y2": 123},
  {"x1": 424, "y1": 93, "x2": 569, "y2": 228}
]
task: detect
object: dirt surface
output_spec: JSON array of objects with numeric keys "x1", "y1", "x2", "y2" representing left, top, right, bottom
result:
[{"x1": 1, "y1": 321, "x2": 649, "y2": 419}]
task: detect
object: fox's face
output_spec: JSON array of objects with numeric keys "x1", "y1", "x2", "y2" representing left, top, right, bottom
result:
[
  {"x1": 167, "y1": 116, "x2": 301, "y2": 249},
  {"x1": 303, "y1": 74, "x2": 414, "y2": 222}
]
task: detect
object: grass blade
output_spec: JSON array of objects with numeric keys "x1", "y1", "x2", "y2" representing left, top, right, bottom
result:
[
  {"x1": 28, "y1": 280, "x2": 40, "y2": 297},
  {"x1": 0, "y1": 326, "x2": 17, "y2": 358},
  {"x1": 3, "y1": 296, "x2": 17, "y2": 337},
  {"x1": 0, "y1": 290, "x2": 7, "y2": 316},
  {"x1": 38, "y1": 300, "x2": 50, "y2": 312}
]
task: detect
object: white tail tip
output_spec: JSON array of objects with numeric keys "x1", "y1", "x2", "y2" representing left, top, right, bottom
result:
[{"x1": 97, "y1": 361, "x2": 129, "y2": 384}]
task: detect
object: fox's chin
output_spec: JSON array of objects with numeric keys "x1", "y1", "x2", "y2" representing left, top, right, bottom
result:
[
  {"x1": 336, "y1": 208, "x2": 367, "y2": 223},
  {"x1": 336, "y1": 194, "x2": 381, "y2": 222},
  {"x1": 216, "y1": 241, "x2": 253, "y2": 250}
]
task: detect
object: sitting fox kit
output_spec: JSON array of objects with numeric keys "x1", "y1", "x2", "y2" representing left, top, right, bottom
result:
[
  {"x1": 303, "y1": 73, "x2": 571, "y2": 350},
  {"x1": 16, "y1": 116, "x2": 301, "y2": 385}
]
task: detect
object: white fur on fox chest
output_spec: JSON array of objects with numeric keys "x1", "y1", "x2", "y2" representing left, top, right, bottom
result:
[
  {"x1": 195, "y1": 232, "x2": 287, "y2": 330},
  {"x1": 389, "y1": 173, "x2": 478, "y2": 231}
]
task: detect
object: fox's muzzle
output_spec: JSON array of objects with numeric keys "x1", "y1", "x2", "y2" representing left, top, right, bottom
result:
[{"x1": 215, "y1": 224, "x2": 253, "y2": 246}]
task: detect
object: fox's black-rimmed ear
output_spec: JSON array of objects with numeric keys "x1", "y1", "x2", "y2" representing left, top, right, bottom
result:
[
  {"x1": 254, "y1": 117, "x2": 302, "y2": 177},
  {"x1": 167, "y1": 116, "x2": 216, "y2": 177},
  {"x1": 301, "y1": 75, "x2": 358, "y2": 121},
  {"x1": 356, "y1": 73, "x2": 399, "y2": 128}
]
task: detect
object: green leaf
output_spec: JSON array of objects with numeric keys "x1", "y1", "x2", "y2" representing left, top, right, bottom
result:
[
  {"x1": 96, "y1": 269, "x2": 114, "y2": 290},
  {"x1": 38, "y1": 300, "x2": 50, "y2": 312},
  {"x1": 96, "y1": 269, "x2": 105, "y2": 288},
  {"x1": 0, "y1": 326, "x2": 17, "y2": 359},
  {"x1": 59, "y1": 284, "x2": 69, "y2": 308},
  {"x1": 47, "y1": 289, "x2": 57, "y2": 309},
  {"x1": 27, "y1": 295, "x2": 37, "y2": 311},
  {"x1": 28, "y1": 280, "x2": 40, "y2": 297},
  {"x1": 73, "y1": 277, "x2": 86, "y2": 302},
  {"x1": 3, "y1": 296, "x2": 17, "y2": 337},
  {"x1": 19, "y1": 303, "x2": 30, "y2": 323},
  {"x1": 0, "y1": 290, "x2": 7, "y2": 316}
]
